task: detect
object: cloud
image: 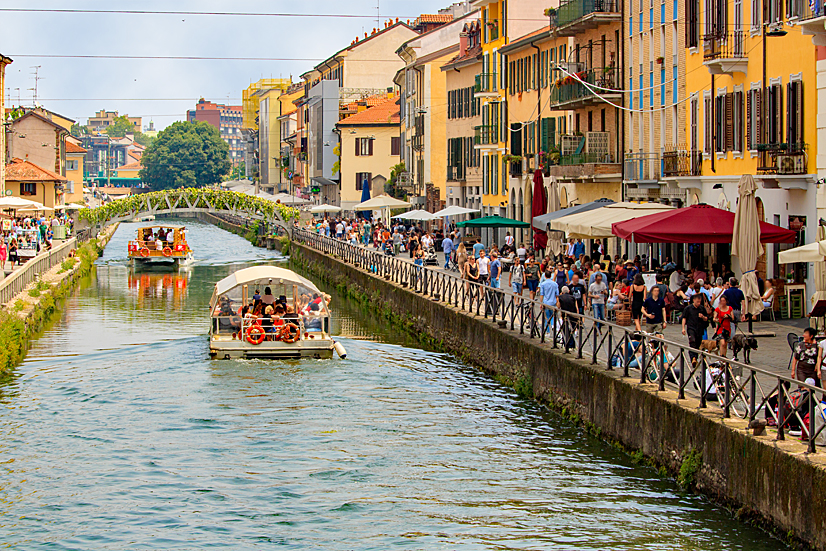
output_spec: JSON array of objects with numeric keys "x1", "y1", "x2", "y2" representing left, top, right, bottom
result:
[{"x1": 0, "y1": 0, "x2": 442, "y2": 129}]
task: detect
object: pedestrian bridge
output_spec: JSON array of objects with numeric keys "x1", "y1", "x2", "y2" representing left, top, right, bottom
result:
[{"x1": 76, "y1": 188, "x2": 298, "y2": 234}]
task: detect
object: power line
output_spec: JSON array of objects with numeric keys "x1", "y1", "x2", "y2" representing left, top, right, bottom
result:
[
  {"x1": 0, "y1": 8, "x2": 417, "y2": 19},
  {"x1": 9, "y1": 54, "x2": 326, "y2": 62}
]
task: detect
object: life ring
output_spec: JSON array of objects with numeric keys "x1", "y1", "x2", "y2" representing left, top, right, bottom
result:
[
  {"x1": 139, "y1": 247, "x2": 150, "y2": 257},
  {"x1": 278, "y1": 324, "x2": 299, "y2": 343},
  {"x1": 246, "y1": 325, "x2": 266, "y2": 345},
  {"x1": 162, "y1": 247, "x2": 173, "y2": 257}
]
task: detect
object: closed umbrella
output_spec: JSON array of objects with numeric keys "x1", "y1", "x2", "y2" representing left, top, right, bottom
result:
[
  {"x1": 531, "y1": 170, "x2": 548, "y2": 251},
  {"x1": 357, "y1": 178, "x2": 371, "y2": 219},
  {"x1": 812, "y1": 225, "x2": 826, "y2": 310},
  {"x1": 545, "y1": 176, "x2": 562, "y2": 257},
  {"x1": 731, "y1": 174, "x2": 763, "y2": 321}
]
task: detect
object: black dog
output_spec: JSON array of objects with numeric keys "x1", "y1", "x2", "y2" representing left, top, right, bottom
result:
[{"x1": 731, "y1": 334, "x2": 758, "y2": 364}]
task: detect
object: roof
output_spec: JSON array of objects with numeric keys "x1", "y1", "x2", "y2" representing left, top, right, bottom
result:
[
  {"x1": 11, "y1": 111, "x2": 69, "y2": 133},
  {"x1": 414, "y1": 13, "x2": 453, "y2": 24},
  {"x1": 316, "y1": 21, "x2": 415, "y2": 72},
  {"x1": 337, "y1": 97, "x2": 400, "y2": 126},
  {"x1": 65, "y1": 141, "x2": 87, "y2": 154},
  {"x1": 118, "y1": 160, "x2": 142, "y2": 170},
  {"x1": 5, "y1": 158, "x2": 67, "y2": 182},
  {"x1": 213, "y1": 266, "x2": 320, "y2": 298},
  {"x1": 500, "y1": 26, "x2": 552, "y2": 54},
  {"x1": 442, "y1": 44, "x2": 482, "y2": 69}
]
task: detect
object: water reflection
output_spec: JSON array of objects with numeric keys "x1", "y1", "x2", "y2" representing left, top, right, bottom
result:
[{"x1": 0, "y1": 220, "x2": 786, "y2": 550}]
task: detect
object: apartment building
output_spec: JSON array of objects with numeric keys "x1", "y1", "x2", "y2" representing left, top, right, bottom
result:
[
  {"x1": 187, "y1": 99, "x2": 244, "y2": 165},
  {"x1": 88, "y1": 110, "x2": 141, "y2": 134},
  {"x1": 241, "y1": 79, "x2": 292, "y2": 181}
]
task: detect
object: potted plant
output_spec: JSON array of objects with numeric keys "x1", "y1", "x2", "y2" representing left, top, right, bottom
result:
[
  {"x1": 502, "y1": 154, "x2": 523, "y2": 164},
  {"x1": 786, "y1": 272, "x2": 795, "y2": 283}
]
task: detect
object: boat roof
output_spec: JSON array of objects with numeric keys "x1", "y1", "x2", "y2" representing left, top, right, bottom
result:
[
  {"x1": 137, "y1": 224, "x2": 185, "y2": 229},
  {"x1": 213, "y1": 266, "x2": 321, "y2": 297}
]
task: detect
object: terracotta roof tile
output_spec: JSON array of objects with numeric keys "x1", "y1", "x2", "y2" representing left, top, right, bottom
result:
[
  {"x1": 337, "y1": 97, "x2": 400, "y2": 126},
  {"x1": 5, "y1": 158, "x2": 66, "y2": 182},
  {"x1": 415, "y1": 13, "x2": 453, "y2": 24},
  {"x1": 118, "y1": 160, "x2": 142, "y2": 170},
  {"x1": 65, "y1": 141, "x2": 87, "y2": 154}
]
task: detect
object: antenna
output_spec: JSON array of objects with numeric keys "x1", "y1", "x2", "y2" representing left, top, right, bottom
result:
[
  {"x1": 29, "y1": 65, "x2": 42, "y2": 105},
  {"x1": 377, "y1": 0, "x2": 380, "y2": 27}
]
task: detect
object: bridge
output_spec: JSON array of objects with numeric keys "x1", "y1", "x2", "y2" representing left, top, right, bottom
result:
[{"x1": 76, "y1": 188, "x2": 298, "y2": 235}]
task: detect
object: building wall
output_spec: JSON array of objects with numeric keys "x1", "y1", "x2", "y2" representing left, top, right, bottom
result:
[
  {"x1": 343, "y1": 25, "x2": 420, "y2": 89},
  {"x1": 424, "y1": 54, "x2": 454, "y2": 203},
  {"x1": 6, "y1": 180, "x2": 58, "y2": 208},
  {"x1": 8, "y1": 116, "x2": 65, "y2": 176},
  {"x1": 339, "y1": 125, "x2": 401, "y2": 210},
  {"x1": 64, "y1": 152, "x2": 85, "y2": 203},
  {"x1": 258, "y1": 90, "x2": 283, "y2": 189},
  {"x1": 0, "y1": 56, "x2": 9, "y2": 195},
  {"x1": 445, "y1": 60, "x2": 483, "y2": 212}
]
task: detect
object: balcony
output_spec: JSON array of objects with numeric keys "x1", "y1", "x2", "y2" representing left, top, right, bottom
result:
[
  {"x1": 799, "y1": 1, "x2": 826, "y2": 45},
  {"x1": 545, "y1": 132, "x2": 620, "y2": 179},
  {"x1": 474, "y1": 125, "x2": 498, "y2": 150},
  {"x1": 485, "y1": 20, "x2": 499, "y2": 41},
  {"x1": 623, "y1": 152, "x2": 661, "y2": 184},
  {"x1": 549, "y1": 67, "x2": 620, "y2": 109},
  {"x1": 447, "y1": 165, "x2": 465, "y2": 181},
  {"x1": 703, "y1": 31, "x2": 747, "y2": 75},
  {"x1": 474, "y1": 72, "x2": 499, "y2": 98},
  {"x1": 555, "y1": 0, "x2": 621, "y2": 36},
  {"x1": 662, "y1": 149, "x2": 703, "y2": 177},
  {"x1": 756, "y1": 143, "x2": 808, "y2": 175},
  {"x1": 508, "y1": 159, "x2": 523, "y2": 177}
]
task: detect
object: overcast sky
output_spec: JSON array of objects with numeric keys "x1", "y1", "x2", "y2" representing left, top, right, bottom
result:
[{"x1": 1, "y1": 0, "x2": 449, "y2": 130}]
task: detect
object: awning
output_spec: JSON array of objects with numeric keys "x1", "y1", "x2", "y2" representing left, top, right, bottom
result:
[
  {"x1": 779, "y1": 240, "x2": 826, "y2": 264},
  {"x1": 612, "y1": 203, "x2": 797, "y2": 243},
  {"x1": 311, "y1": 177, "x2": 338, "y2": 187},
  {"x1": 532, "y1": 198, "x2": 615, "y2": 229},
  {"x1": 457, "y1": 215, "x2": 530, "y2": 228},
  {"x1": 549, "y1": 202, "x2": 674, "y2": 239},
  {"x1": 213, "y1": 266, "x2": 320, "y2": 298}
]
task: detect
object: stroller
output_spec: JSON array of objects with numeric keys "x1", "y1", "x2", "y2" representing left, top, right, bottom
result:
[{"x1": 423, "y1": 246, "x2": 439, "y2": 266}]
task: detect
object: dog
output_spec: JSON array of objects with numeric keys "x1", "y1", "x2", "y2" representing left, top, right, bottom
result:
[
  {"x1": 699, "y1": 339, "x2": 720, "y2": 355},
  {"x1": 731, "y1": 334, "x2": 758, "y2": 364}
]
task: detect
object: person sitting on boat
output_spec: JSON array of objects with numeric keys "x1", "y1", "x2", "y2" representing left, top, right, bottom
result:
[
  {"x1": 262, "y1": 287, "x2": 276, "y2": 306},
  {"x1": 261, "y1": 305, "x2": 275, "y2": 337},
  {"x1": 280, "y1": 305, "x2": 300, "y2": 340},
  {"x1": 155, "y1": 238, "x2": 164, "y2": 252},
  {"x1": 167, "y1": 231, "x2": 175, "y2": 245}
]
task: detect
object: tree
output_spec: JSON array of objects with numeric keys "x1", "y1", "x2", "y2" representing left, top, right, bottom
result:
[
  {"x1": 70, "y1": 123, "x2": 89, "y2": 137},
  {"x1": 384, "y1": 162, "x2": 408, "y2": 199},
  {"x1": 139, "y1": 121, "x2": 231, "y2": 191},
  {"x1": 104, "y1": 115, "x2": 137, "y2": 138},
  {"x1": 229, "y1": 164, "x2": 245, "y2": 180},
  {"x1": 133, "y1": 132, "x2": 154, "y2": 147}
]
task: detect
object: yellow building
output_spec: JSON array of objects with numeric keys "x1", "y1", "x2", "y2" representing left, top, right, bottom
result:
[
  {"x1": 241, "y1": 78, "x2": 291, "y2": 181},
  {"x1": 5, "y1": 158, "x2": 66, "y2": 209},
  {"x1": 64, "y1": 139, "x2": 87, "y2": 204},
  {"x1": 336, "y1": 97, "x2": 401, "y2": 212},
  {"x1": 674, "y1": 1, "x2": 820, "y2": 282},
  {"x1": 0, "y1": 53, "x2": 11, "y2": 195},
  {"x1": 278, "y1": 85, "x2": 305, "y2": 195}
]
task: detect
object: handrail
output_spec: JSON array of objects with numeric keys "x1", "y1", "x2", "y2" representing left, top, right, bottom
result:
[
  {"x1": 294, "y1": 228, "x2": 826, "y2": 453},
  {"x1": 0, "y1": 237, "x2": 78, "y2": 306}
]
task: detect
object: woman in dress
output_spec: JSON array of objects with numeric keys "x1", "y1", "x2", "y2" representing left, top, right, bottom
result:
[
  {"x1": 0, "y1": 234, "x2": 7, "y2": 272},
  {"x1": 628, "y1": 273, "x2": 647, "y2": 332},
  {"x1": 714, "y1": 295, "x2": 735, "y2": 358},
  {"x1": 455, "y1": 242, "x2": 468, "y2": 275}
]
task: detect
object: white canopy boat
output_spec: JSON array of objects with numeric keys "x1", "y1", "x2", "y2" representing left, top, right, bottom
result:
[{"x1": 208, "y1": 266, "x2": 346, "y2": 360}]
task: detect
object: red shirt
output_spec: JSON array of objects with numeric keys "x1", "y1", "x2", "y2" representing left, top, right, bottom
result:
[{"x1": 715, "y1": 306, "x2": 733, "y2": 333}]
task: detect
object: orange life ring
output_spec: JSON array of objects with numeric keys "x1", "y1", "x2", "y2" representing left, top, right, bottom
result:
[
  {"x1": 278, "y1": 324, "x2": 299, "y2": 343},
  {"x1": 139, "y1": 247, "x2": 150, "y2": 257},
  {"x1": 246, "y1": 325, "x2": 266, "y2": 345},
  {"x1": 162, "y1": 247, "x2": 173, "y2": 257}
]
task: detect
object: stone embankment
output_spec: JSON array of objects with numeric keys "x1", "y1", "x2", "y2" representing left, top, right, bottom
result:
[
  {"x1": 0, "y1": 224, "x2": 118, "y2": 374},
  {"x1": 290, "y1": 239, "x2": 826, "y2": 551}
]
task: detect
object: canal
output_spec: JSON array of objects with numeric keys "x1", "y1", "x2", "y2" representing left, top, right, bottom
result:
[{"x1": 0, "y1": 220, "x2": 784, "y2": 549}]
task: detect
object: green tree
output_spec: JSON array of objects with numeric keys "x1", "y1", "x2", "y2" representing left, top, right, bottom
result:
[
  {"x1": 139, "y1": 121, "x2": 231, "y2": 191},
  {"x1": 384, "y1": 162, "x2": 408, "y2": 200},
  {"x1": 133, "y1": 132, "x2": 154, "y2": 147},
  {"x1": 229, "y1": 164, "x2": 246, "y2": 180},
  {"x1": 104, "y1": 115, "x2": 138, "y2": 138},
  {"x1": 70, "y1": 123, "x2": 89, "y2": 137}
]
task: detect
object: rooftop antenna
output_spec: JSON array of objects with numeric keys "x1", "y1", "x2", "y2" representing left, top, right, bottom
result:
[
  {"x1": 29, "y1": 65, "x2": 42, "y2": 105},
  {"x1": 377, "y1": 0, "x2": 380, "y2": 27}
]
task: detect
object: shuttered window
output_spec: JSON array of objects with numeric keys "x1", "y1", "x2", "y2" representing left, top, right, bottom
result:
[
  {"x1": 787, "y1": 80, "x2": 803, "y2": 147},
  {"x1": 732, "y1": 90, "x2": 744, "y2": 153},
  {"x1": 746, "y1": 87, "x2": 761, "y2": 150}
]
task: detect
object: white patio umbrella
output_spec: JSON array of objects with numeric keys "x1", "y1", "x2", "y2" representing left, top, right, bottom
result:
[
  {"x1": 549, "y1": 202, "x2": 674, "y2": 238},
  {"x1": 395, "y1": 209, "x2": 438, "y2": 221},
  {"x1": 272, "y1": 193, "x2": 310, "y2": 206},
  {"x1": 353, "y1": 194, "x2": 411, "y2": 225},
  {"x1": 779, "y1": 240, "x2": 826, "y2": 264},
  {"x1": 0, "y1": 196, "x2": 39, "y2": 210},
  {"x1": 731, "y1": 174, "x2": 763, "y2": 320},
  {"x1": 310, "y1": 204, "x2": 341, "y2": 213},
  {"x1": 61, "y1": 203, "x2": 87, "y2": 210},
  {"x1": 432, "y1": 205, "x2": 479, "y2": 217},
  {"x1": 19, "y1": 201, "x2": 53, "y2": 213},
  {"x1": 812, "y1": 225, "x2": 826, "y2": 310}
]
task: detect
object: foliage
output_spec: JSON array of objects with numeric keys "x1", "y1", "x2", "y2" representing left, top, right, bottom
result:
[
  {"x1": 539, "y1": 148, "x2": 561, "y2": 167},
  {"x1": 133, "y1": 132, "x2": 154, "y2": 147},
  {"x1": 331, "y1": 143, "x2": 341, "y2": 176},
  {"x1": 384, "y1": 162, "x2": 408, "y2": 200},
  {"x1": 13, "y1": 300, "x2": 24, "y2": 312},
  {"x1": 0, "y1": 310, "x2": 26, "y2": 373},
  {"x1": 104, "y1": 115, "x2": 138, "y2": 138},
  {"x1": 28, "y1": 288, "x2": 40, "y2": 298},
  {"x1": 229, "y1": 164, "x2": 246, "y2": 181},
  {"x1": 71, "y1": 123, "x2": 89, "y2": 137},
  {"x1": 503, "y1": 154, "x2": 523, "y2": 163},
  {"x1": 678, "y1": 448, "x2": 702, "y2": 490},
  {"x1": 3, "y1": 107, "x2": 25, "y2": 122},
  {"x1": 77, "y1": 188, "x2": 299, "y2": 226},
  {"x1": 278, "y1": 236, "x2": 290, "y2": 255},
  {"x1": 244, "y1": 220, "x2": 261, "y2": 244},
  {"x1": 139, "y1": 121, "x2": 231, "y2": 191}
]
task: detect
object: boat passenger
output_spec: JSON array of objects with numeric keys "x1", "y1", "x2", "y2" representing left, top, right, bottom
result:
[
  {"x1": 155, "y1": 238, "x2": 164, "y2": 251},
  {"x1": 261, "y1": 305, "x2": 275, "y2": 336},
  {"x1": 262, "y1": 287, "x2": 275, "y2": 305}
]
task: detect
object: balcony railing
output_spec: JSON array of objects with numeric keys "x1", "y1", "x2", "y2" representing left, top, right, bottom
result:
[
  {"x1": 474, "y1": 73, "x2": 497, "y2": 95},
  {"x1": 703, "y1": 31, "x2": 745, "y2": 61},
  {"x1": 550, "y1": 68, "x2": 620, "y2": 107},
  {"x1": 624, "y1": 152, "x2": 661, "y2": 182},
  {"x1": 509, "y1": 160, "x2": 523, "y2": 177},
  {"x1": 486, "y1": 20, "x2": 499, "y2": 41},
  {"x1": 662, "y1": 149, "x2": 703, "y2": 177},
  {"x1": 560, "y1": 152, "x2": 616, "y2": 165},
  {"x1": 557, "y1": 0, "x2": 620, "y2": 29},
  {"x1": 474, "y1": 125, "x2": 497, "y2": 146},
  {"x1": 756, "y1": 143, "x2": 808, "y2": 175},
  {"x1": 447, "y1": 165, "x2": 465, "y2": 181}
]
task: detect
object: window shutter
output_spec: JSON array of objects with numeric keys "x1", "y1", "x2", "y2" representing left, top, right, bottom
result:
[
  {"x1": 746, "y1": 90, "x2": 752, "y2": 150},
  {"x1": 755, "y1": 88, "x2": 762, "y2": 147},
  {"x1": 796, "y1": 81, "x2": 803, "y2": 145},
  {"x1": 725, "y1": 93, "x2": 733, "y2": 152},
  {"x1": 774, "y1": 85, "x2": 783, "y2": 143},
  {"x1": 368, "y1": 138, "x2": 373, "y2": 156},
  {"x1": 501, "y1": 101, "x2": 508, "y2": 143},
  {"x1": 355, "y1": 139, "x2": 360, "y2": 156}
]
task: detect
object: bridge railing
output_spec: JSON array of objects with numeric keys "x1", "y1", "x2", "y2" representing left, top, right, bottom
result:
[
  {"x1": 0, "y1": 238, "x2": 78, "y2": 306},
  {"x1": 293, "y1": 228, "x2": 825, "y2": 452}
]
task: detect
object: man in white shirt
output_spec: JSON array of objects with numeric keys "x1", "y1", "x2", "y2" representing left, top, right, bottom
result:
[
  {"x1": 477, "y1": 250, "x2": 490, "y2": 285},
  {"x1": 504, "y1": 232, "x2": 514, "y2": 248},
  {"x1": 516, "y1": 244, "x2": 527, "y2": 262},
  {"x1": 421, "y1": 233, "x2": 434, "y2": 249}
]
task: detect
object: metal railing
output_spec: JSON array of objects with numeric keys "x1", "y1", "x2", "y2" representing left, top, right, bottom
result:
[
  {"x1": 560, "y1": 152, "x2": 616, "y2": 165},
  {"x1": 474, "y1": 125, "x2": 497, "y2": 146},
  {"x1": 550, "y1": 68, "x2": 620, "y2": 107},
  {"x1": 703, "y1": 31, "x2": 745, "y2": 61},
  {"x1": 294, "y1": 228, "x2": 826, "y2": 454},
  {"x1": 0, "y1": 237, "x2": 78, "y2": 306},
  {"x1": 662, "y1": 149, "x2": 703, "y2": 177},
  {"x1": 624, "y1": 152, "x2": 661, "y2": 181},
  {"x1": 474, "y1": 72, "x2": 497, "y2": 94},
  {"x1": 756, "y1": 143, "x2": 808, "y2": 175},
  {"x1": 557, "y1": 0, "x2": 620, "y2": 27},
  {"x1": 447, "y1": 165, "x2": 465, "y2": 181}
]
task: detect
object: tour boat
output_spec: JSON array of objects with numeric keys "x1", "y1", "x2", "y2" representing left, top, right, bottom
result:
[
  {"x1": 208, "y1": 265, "x2": 346, "y2": 360},
  {"x1": 127, "y1": 224, "x2": 193, "y2": 267}
]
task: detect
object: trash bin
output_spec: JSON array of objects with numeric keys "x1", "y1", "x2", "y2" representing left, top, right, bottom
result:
[{"x1": 53, "y1": 225, "x2": 66, "y2": 239}]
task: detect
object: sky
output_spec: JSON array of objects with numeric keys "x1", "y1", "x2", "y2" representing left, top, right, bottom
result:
[{"x1": 0, "y1": 0, "x2": 451, "y2": 130}]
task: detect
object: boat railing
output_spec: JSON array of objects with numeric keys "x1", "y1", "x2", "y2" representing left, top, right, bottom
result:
[{"x1": 212, "y1": 314, "x2": 325, "y2": 341}]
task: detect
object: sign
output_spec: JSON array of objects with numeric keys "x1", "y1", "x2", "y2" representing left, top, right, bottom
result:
[
  {"x1": 4, "y1": 190, "x2": 11, "y2": 196},
  {"x1": 310, "y1": 186, "x2": 321, "y2": 193},
  {"x1": 642, "y1": 272, "x2": 657, "y2": 291},
  {"x1": 1, "y1": 219, "x2": 10, "y2": 231}
]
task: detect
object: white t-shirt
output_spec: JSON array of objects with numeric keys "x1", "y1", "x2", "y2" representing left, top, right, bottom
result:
[
  {"x1": 516, "y1": 247, "x2": 527, "y2": 260},
  {"x1": 422, "y1": 235, "x2": 433, "y2": 248},
  {"x1": 477, "y1": 257, "x2": 490, "y2": 276},
  {"x1": 505, "y1": 235, "x2": 514, "y2": 247}
]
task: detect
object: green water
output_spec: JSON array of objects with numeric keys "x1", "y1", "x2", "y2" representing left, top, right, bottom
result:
[{"x1": 0, "y1": 220, "x2": 785, "y2": 549}]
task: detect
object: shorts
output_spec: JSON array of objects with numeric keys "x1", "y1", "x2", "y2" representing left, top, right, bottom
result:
[
  {"x1": 526, "y1": 279, "x2": 539, "y2": 292},
  {"x1": 512, "y1": 283, "x2": 523, "y2": 294}
]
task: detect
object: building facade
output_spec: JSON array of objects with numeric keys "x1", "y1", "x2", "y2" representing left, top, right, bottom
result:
[
  {"x1": 7, "y1": 111, "x2": 69, "y2": 180},
  {"x1": 64, "y1": 138, "x2": 86, "y2": 204},
  {"x1": 0, "y1": 53, "x2": 11, "y2": 195},
  {"x1": 187, "y1": 99, "x2": 244, "y2": 165},
  {"x1": 5, "y1": 158, "x2": 66, "y2": 209},
  {"x1": 87, "y1": 110, "x2": 141, "y2": 133},
  {"x1": 241, "y1": 79, "x2": 292, "y2": 181}
]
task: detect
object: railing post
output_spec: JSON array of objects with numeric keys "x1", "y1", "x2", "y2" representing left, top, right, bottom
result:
[
  {"x1": 678, "y1": 351, "x2": 685, "y2": 399},
  {"x1": 623, "y1": 333, "x2": 630, "y2": 377},
  {"x1": 639, "y1": 335, "x2": 647, "y2": 384},
  {"x1": 606, "y1": 328, "x2": 613, "y2": 369},
  {"x1": 809, "y1": 394, "x2": 817, "y2": 453},
  {"x1": 749, "y1": 369, "x2": 757, "y2": 421},
  {"x1": 657, "y1": 345, "x2": 665, "y2": 391},
  {"x1": 592, "y1": 322, "x2": 598, "y2": 365},
  {"x1": 577, "y1": 316, "x2": 583, "y2": 359},
  {"x1": 723, "y1": 367, "x2": 731, "y2": 418},
  {"x1": 777, "y1": 379, "x2": 786, "y2": 441},
  {"x1": 699, "y1": 357, "x2": 707, "y2": 408}
]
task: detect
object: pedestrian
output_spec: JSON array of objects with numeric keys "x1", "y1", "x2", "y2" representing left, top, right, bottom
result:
[
  {"x1": 721, "y1": 277, "x2": 745, "y2": 332},
  {"x1": 442, "y1": 232, "x2": 454, "y2": 270},
  {"x1": 641, "y1": 285, "x2": 667, "y2": 333},
  {"x1": 473, "y1": 237, "x2": 485, "y2": 259},
  {"x1": 628, "y1": 273, "x2": 647, "y2": 332},
  {"x1": 681, "y1": 293, "x2": 709, "y2": 361},
  {"x1": 456, "y1": 242, "x2": 468, "y2": 275},
  {"x1": 489, "y1": 252, "x2": 502, "y2": 289},
  {"x1": 524, "y1": 253, "x2": 541, "y2": 300},
  {"x1": 792, "y1": 327, "x2": 823, "y2": 385},
  {"x1": 589, "y1": 272, "x2": 608, "y2": 327},
  {"x1": 509, "y1": 258, "x2": 525, "y2": 300},
  {"x1": 538, "y1": 270, "x2": 560, "y2": 334},
  {"x1": 569, "y1": 273, "x2": 586, "y2": 315},
  {"x1": 477, "y1": 250, "x2": 490, "y2": 286},
  {"x1": 713, "y1": 295, "x2": 735, "y2": 357}
]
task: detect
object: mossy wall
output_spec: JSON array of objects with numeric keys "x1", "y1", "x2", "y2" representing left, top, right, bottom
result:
[{"x1": 292, "y1": 241, "x2": 826, "y2": 551}]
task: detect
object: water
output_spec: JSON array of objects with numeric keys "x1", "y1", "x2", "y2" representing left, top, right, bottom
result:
[{"x1": 0, "y1": 220, "x2": 783, "y2": 550}]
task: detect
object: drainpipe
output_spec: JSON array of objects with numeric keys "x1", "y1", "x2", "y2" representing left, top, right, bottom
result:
[{"x1": 531, "y1": 41, "x2": 542, "y2": 172}]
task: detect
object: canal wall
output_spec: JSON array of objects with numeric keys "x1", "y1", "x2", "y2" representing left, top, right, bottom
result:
[
  {"x1": 291, "y1": 241, "x2": 825, "y2": 551},
  {"x1": 167, "y1": 211, "x2": 289, "y2": 252},
  {"x1": 0, "y1": 224, "x2": 118, "y2": 374}
]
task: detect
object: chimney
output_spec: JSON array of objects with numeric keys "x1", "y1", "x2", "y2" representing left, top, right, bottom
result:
[
  {"x1": 396, "y1": 17, "x2": 399, "y2": 23},
  {"x1": 459, "y1": 32, "x2": 469, "y2": 55}
]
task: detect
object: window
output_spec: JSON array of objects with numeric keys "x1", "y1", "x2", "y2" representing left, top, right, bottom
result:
[
  {"x1": 767, "y1": 82, "x2": 783, "y2": 144},
  {"x1": 690, "y1": 96, "x2": 699, "y2": 151},
  {"x1": 66, "y1": 160, "x2": 78, "y2": 171},
  {"x1": 355, "y1": 137, "x2": 373, "y2": 156},
  {"x1": 732, "y1": 90, "x2": 744, "y2": 153},
  {"x1": 391, "y1": 136, "x2": 400, "y2": 156},
  {"x1": 355, "y1": 172, "x2": 371, "y2": 191},
  {"x1": 746, "y1": 86, "x2": 761, "y2": 150},
  {"x1": 703, "y1": 92, "x2": 713, "y2": 154},
  {"x1": 21, "y1": 183, "x2": 36, "y2": 196}
]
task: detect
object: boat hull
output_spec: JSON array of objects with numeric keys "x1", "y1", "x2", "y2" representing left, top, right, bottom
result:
[{"x1": 209, "y1": 336, "x2": 335, "y2": 360}]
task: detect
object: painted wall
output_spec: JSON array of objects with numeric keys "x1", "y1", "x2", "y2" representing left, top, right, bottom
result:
[
  {"x1": 8, "y1": 116, "x2": 65, "y2": 176},
  {"x1": 339, "y1": 124, "x2": 401, "y2": 211},
  {"x1": 64, "y1": 152, "x2": 85, "y2": 204}
]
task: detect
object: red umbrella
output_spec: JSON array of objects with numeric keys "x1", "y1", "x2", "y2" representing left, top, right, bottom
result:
[
  {"x1": 611, "y1": 203, "x2": 796, "y2": 243},
  {"x1": 531, "y1": 170, "x2": 547, "y2": 249}
]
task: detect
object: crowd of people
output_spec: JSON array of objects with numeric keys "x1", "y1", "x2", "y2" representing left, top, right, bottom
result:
[{"x1": 0, "y1": 212, "x2": 74, "y2": 270}]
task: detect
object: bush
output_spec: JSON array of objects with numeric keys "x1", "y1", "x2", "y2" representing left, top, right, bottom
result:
[
  {"x1": 28, "y1": 288, "x2": 40, "y2": 298},
  {"x1": 13, "y1": 300, "x2": 24, "y2": 312},
  {"x1": 0, "y1": 310, "x2": 26, "y2": 373},
  {"x1": 60, "y1": 258, "x2": 77, "y2": 272},
  {"x1": 279, "y1": 236, "x2": 290, "y2": 255}
]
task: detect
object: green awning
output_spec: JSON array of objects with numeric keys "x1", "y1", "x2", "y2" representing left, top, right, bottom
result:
[{"x1": 456, "y1": 215, "x2": 530, "y2": 228}]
